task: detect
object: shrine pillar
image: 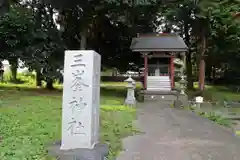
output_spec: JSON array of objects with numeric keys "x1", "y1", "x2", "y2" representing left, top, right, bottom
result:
[
  {"x1": 170, "y1": 56, "x2": 175, "y2": 89},
  {"x1": 142, "y1": 52, "x2": 149, "y2": 90}
]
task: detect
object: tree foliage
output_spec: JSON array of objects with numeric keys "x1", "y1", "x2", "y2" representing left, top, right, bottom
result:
[
  {"x1": 0, "y1": 0, "x2": 239, "y2": 88},
  {"x1": 0, "y1": 2, "x2": 65, "y2": 87},
  {"x1": 162, "y1": 0, "x2": 240, "y2": 87}
]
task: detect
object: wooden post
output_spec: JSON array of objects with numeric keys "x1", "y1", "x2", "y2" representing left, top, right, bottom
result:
[
  {"x1": 170, "y1": 56, "x2": 175, "y2": 89},
  {"x1": 143, "y1": 53, "x2": 148, "y2": 90}
]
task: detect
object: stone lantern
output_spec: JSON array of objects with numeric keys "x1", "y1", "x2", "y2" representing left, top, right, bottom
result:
[
  {"x1": 124, "y1": 76, "x2": 136, "y2": 106},
  {"x1": 178, "y1": 52, "x2": 187, "y2": 95},
  {"x1": 179, "y1": 75, "x2": 187, "y2": 95}
]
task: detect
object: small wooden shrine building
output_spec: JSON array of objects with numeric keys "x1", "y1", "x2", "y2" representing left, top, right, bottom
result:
[{"x1": 130, "y1": 33, "x2": 188, "y2": 92}]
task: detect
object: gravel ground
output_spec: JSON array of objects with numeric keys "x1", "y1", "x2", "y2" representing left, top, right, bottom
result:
[{"x1": 116, "y1": 101, "x2": 240, "y2": 160}]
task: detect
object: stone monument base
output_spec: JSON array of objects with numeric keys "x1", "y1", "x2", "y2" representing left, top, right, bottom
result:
[{"x1": 48, "y1": 141, "x2": 108, "y2": 160}]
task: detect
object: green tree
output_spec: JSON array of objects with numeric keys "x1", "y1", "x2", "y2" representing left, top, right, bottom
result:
[
  {"x1": 0, "y1": 2, "x2": 65, "y2": 88},
  {"x1": 0, "y1": 4, "x2": 34, "y2": 81},
  {"x1": 24, "y1": 2, "x2": 65, "y2": 89}
]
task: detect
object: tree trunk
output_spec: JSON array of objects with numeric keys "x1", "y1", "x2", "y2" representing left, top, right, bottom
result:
[
  {"x1": 80, "y1": 28, "x2": 87, "y2": 49},
  {"x1": 9, "y1": 58, "x2": 18, "y2": 82},
  {"x1": 212, "y1": 65, "x2": 216, "y2": 80},
  {"x1": 186, "y1": 52, "x2": 194, "y2": 90},
  {"x1": 46, "y1": 78, "x2": 54, "y2": 90},
  {"x1": 183, "y1": 22, "x2": 194, "y2": 90},
  {"x1": 36, "y1": 69, "x2": 42, "y2": 87},
  {"x1": 199, "y1": 35, "x2": 206, "y2": 91},
  {"x1": 205, "y1": 60, "x2": 212, "y2": 82},
  {"x1": 0, "y1": 70, "x2": 3, "y2": 82},
  {"x1": 199, "y1": 58, "x2": 205, "y2": 90}
]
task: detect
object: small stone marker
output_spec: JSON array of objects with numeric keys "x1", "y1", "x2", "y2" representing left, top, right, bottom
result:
[
  {"x1": 195, "y1": 96, "x2": 203, "y2": 109},
  {"x1": 49, "y1": 50, "x2": 108, "y2": 160},
  {"x1": 124, "y1": 76, "x2": 136, "y2": 106},
  {"x1": 195, "y1": 96, "x2": 203, "y2": 103}
]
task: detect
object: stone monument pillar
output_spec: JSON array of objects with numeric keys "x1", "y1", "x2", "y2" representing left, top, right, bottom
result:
[{"x1": 49, "y1": 50, "x2": 108, "y2": 160}]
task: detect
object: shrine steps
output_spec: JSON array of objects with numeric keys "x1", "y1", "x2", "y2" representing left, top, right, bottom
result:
[
  {"x1": 140, "y1": 90, "x2": 178, "y2": 102},
  {"x1": 147, "y1": 76, "x2": 171, "y2": 92}
]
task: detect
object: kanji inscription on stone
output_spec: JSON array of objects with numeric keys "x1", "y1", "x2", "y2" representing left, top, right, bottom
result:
[{"x1": 61, "y1": 50, "x2": 101, "y2": 150}]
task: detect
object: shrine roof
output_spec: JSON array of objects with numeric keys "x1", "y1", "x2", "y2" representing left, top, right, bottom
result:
[{"x1": 130, "y1": 33, "x2": 188, "y2": 52}]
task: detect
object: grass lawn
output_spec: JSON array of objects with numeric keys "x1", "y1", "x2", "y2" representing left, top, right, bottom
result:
[
  {"x1": 181, "y1": 82, "x2": 240, "y2": 102},
  {"x1": 204, "y1": 85, "x2": 240, "y2": 101},
  {"x1": 184, "y1": 83, "x2": 240, "y2": 130},
  {"x1": 0, "y1": 83, "x2": 137, "y2": 160}
]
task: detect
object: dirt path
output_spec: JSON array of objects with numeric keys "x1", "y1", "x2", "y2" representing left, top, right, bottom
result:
[{"x1": 117, "y1": 101, "x2": 240, "y2": 160}]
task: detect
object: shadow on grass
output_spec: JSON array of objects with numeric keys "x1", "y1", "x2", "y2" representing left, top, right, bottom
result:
[
  {"x1": 0, "y1": 84, "x2": 127, "y2": 98},
  {"x1": 101, "y1": 87, "x2": 126, "y2": 98},
  {"x1": 0, "y1": 85, "x2": 62, "y2": 96}
]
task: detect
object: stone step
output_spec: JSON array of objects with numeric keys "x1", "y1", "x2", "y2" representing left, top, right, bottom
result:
[
  {"x1": 147, "y1": 83, "x2": 171, "y2": 86},
  {"x1": 147, "y1": 86, "x2": 171, "y2": 88},
  {"x1": 148, "y1": 77, "x2": 170, "y2": 79},
  {"x1": 148, "y1": 78, "x2": 170, "y2": 80},
  {"x1": 147, "y1": 80, "x2": 171, "y2": 83},
  {"x1": 144, "y1": 94, "x2": 176, "y2": 101},
  {"x1": 147, "y1": 78, "x2": 172, "y2": 91},
  {"x1": 148, "y1": 80, "x2": 171, "y2": 82},
  {"x1": 147, "y1": 88, "x2": 171, "y2": 92},
  {"x1": 147, "y1": 84, "x2": 171, "y2": 87},
  {"x1": 147, "y1": 76, "x2": 170, "y2": 79},
  {"x1": 148, "y1": 85, "x2": 171, "y2": 86},
  {"x1": 147, "y1": 86, "x2": 171, "y2": 89},
  {"x1": 147, "y1": 81, "x2": 170, "y2": 83},
  {"x1": 147, "y1": 80, "x2": 170, "y2": 82},
  {"x1": 147, "y1": 87, "x2": 171, "y2": 89}
]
